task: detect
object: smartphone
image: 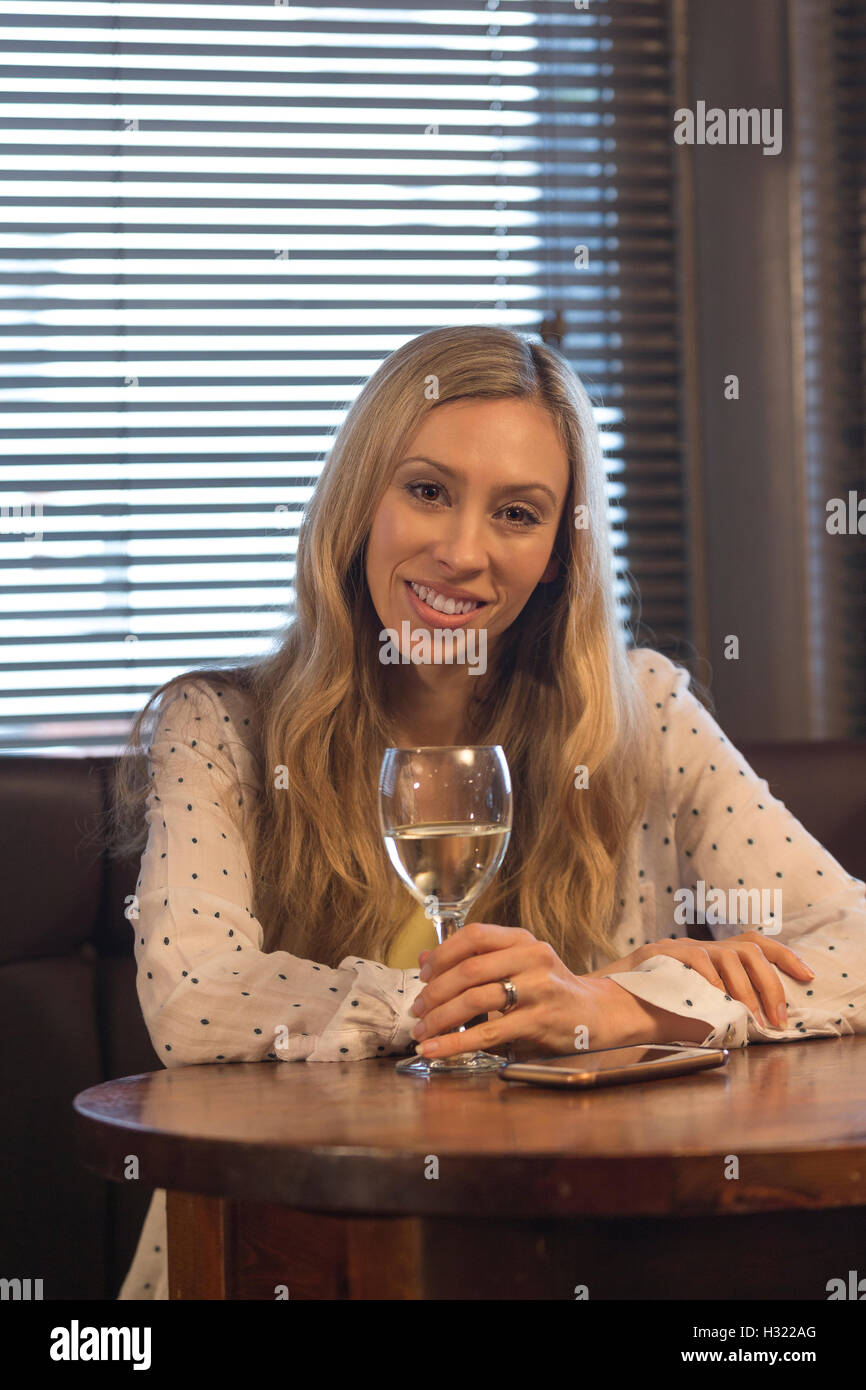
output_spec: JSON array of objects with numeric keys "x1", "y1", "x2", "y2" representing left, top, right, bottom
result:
[{"x1": 497, "y1": 1043, "x2": 728, "y2": 1089}]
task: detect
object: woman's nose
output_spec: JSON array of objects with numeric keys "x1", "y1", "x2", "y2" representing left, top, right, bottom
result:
[{"x1": 426, "y1": 511, "x2": 489, "y2": 572}]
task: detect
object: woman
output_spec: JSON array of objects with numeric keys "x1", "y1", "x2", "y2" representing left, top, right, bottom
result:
[{"x1": 109, "y1": 324, "x2": 866, "y2": 1299}]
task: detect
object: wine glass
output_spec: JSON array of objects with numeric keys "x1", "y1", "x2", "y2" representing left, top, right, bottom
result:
[{"x1": 378, "y1": 745, "x2": 512, "y2": 1076}]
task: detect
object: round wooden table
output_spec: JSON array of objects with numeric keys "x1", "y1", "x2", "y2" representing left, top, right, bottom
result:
[{"x1": 75, "y1": 1036, "x2": 866, "y2": 1299}]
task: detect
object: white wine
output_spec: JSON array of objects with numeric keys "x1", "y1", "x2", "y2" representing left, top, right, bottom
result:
[
  {"x1": 384, "y1": 820, "x2": 510, "y2": 917},
  {"x1": 379, "y1": 747, "x2": 513, "y2": 1073}
]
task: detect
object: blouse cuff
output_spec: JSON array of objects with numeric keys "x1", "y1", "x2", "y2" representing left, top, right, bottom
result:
[
  {"x1": 305, "y1": 958, "x2": 425, "y2": 1062},
  {"x1": 604, "y1": 953, "x2": 791, "y2": 1049}
]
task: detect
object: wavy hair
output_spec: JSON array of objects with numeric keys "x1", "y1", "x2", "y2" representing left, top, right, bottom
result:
[{"x1": 104, "y1": 324, "x2": 661, "y2": 975}]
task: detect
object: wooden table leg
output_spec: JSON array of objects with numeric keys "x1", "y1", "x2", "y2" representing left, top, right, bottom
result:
[
  {"x1": 166, "y1": 1190, "x2": 231, "y2": 1299},
  {"x1": 166, "y1": 1191, "x2": 424, "y2": 1299}
]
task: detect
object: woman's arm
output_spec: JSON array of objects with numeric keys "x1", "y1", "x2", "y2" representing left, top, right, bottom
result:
[
  {"x1": 602, "y1": 651, "x2": 866, "y2": 1049},
  {"x1": 610, "y1": 982, "x2": 714, "y2": 1046},
  {"x1": 133, "y1": 679, "x2": 423, "y2": 1066}
]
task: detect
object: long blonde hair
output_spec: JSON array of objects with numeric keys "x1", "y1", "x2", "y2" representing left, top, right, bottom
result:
[{"x1": 106, "y1": 324, "x2": 659, "y2": 974}]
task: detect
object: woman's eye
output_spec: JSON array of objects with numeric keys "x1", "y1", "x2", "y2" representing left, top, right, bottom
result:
[
  {"x1": 404, "y1": 482, "x2": 541, "y2": 528},
  {"x1": 406, "y1": 481, "x2": 443, "y2": 504},
  {"x1": 501, "y1": 505, "x2": 541, "y2": 528}
]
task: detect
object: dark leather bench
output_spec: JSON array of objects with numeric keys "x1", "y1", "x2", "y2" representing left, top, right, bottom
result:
[
  {"x1": 1, "y1": 744, "x2": 864, "y2": 1299},
  {"x1": 0, "y1": 756, "x2": 157, "y2": 1300}
]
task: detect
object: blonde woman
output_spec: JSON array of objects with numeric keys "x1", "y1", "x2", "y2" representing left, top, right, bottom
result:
[{"x1": 109, "y1": 324, "x2": 866, "y2": 1299}]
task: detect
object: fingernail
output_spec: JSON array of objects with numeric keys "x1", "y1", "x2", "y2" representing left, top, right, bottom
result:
[
  {"x1": 419, "y1": 965, "x2": 431, "y2": 981},
  {"x1": 776, "y1": 1003, "x2": 788, "y2": 1026},
  {"x1": 411, "y1": 1020, "x2": 427, "y2": 1040}
]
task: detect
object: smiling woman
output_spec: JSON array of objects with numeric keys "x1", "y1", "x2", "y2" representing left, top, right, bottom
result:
[
  {"x1": 108, "y1": 323, "x2": 656, "y2": 984},
  {"x1": 104, "y1": 324, "x2": 866, "y2": 1300}
]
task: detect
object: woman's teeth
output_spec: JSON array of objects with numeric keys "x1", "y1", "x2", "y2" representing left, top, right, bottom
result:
[{"x1": 408, "y1": 580, "x2": 482, "y2": 616}]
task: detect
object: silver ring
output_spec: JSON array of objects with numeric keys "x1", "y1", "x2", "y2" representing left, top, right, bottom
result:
[{"x1": 500, "y1": 979, "x2": 518, "y2": 1013}]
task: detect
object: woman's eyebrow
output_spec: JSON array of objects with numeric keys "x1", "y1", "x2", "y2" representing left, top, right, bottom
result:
[{"x1": 397, "y1": 455, "x2": 560, "y2": 508}]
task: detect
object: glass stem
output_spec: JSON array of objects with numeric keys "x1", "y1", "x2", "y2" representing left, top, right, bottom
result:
[{"x1": 433, "y1": 911, "x2": 488, "y2": 1040}]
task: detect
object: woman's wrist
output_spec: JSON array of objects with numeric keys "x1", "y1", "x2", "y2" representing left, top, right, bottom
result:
[{"x1": 602, "y1": 977, "x2": 712, "y2": 1046}]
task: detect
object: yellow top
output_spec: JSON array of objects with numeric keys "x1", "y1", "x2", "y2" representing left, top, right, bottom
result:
[{"x1": 384, "y1": 894, "x2": 438, "y2": 969}]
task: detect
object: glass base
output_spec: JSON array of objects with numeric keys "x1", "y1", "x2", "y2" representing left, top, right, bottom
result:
[{"x1": 395, "y1": 1049, "x2": 505, "y2": 1075}]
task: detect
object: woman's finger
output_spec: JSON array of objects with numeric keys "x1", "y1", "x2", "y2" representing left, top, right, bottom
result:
[
  {"x1": 414, "y1": 1005, "x2": 526, "y2": 1061},
  {"x1": 672, "y1": 945, "x2": 729, "y2": 994},
  {"x1": 412, "y1": 948, "x2": 539, "y2": 1037},
  {"x1": 728, "y1": 943, "x2": 789, "y2": 1024},
  {"x1": 414, "y1": 941, "x2": 540, "y2": 1014},
  {"x1": 632, "y1": 941, "x2": 728, "y2": 994},
  {"x1": 713, "y1": 947, "x2": 782, "y2": 1026},
  {"x1": 737, "y1": 935, "x2": 815, "y2": 979},
  {"x1": 418, "y1": 921, "x2": 531, "y2": 981},
  {"x1": 411, "y1": 979, "x2": 518, "y2": 1043}
]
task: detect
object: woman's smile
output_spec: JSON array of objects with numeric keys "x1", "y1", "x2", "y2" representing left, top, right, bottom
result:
[{"x1": 402, "y1": 578, "x2": 490, "y2": 629}]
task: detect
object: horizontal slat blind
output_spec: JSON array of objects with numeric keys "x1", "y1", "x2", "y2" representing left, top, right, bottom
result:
[{"x1": 0, "y1": 0, "x2": 686, "y2": 754}]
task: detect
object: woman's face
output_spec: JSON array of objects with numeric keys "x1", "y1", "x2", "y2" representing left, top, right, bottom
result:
[{"x1": 364, "y1": 396, "x2": 571, "y2": 661}]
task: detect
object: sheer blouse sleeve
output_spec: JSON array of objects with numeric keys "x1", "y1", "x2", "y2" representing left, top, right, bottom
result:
[
  {"x1": 604, "y1": 652, "x2": 866, "y2": 1048},
  {"x1": 131, "y1": 679, "x2": 423, "y2": 1066}
]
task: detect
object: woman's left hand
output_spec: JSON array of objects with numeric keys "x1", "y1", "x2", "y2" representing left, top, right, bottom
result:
[
  {"x1": 585, "y1": 928, "x2": 815, "y2": 1028},
  {"x1": 411, "y1": 921, "x2": 599, "y2": 1059}
]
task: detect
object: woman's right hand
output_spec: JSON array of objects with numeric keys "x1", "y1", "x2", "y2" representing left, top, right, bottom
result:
[{"x1": 587, "y1": 929, "x2": 815, "y2": 1028}]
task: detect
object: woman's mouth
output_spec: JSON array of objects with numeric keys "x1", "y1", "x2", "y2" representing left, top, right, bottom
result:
[{"x1": 403, "y1": 579, "x2": 488, "y2": 628}]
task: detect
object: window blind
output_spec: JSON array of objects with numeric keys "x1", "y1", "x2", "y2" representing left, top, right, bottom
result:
[{"x1": 0, "y1": 0, "x2": 687, "y2": 755}]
